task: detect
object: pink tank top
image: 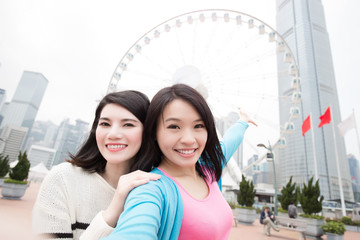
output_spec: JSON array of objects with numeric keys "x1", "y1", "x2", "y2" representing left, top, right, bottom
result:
[{"x1": 158, "y1": 168, "x2": 233, "y2": 240}]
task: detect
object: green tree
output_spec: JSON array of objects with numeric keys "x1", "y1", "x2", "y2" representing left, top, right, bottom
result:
[
  {"x1": 278, "y1": 176, "x2": 298, "y2": 210},
  {"x1": 298, "y1": 176, "x2": 324, "y2": 215},
  {"x1": 0, "y1": 154, "x2": 10, "y2": 178},
  {"x1": 9, "y1": 151, "x2": 30, "y2": 182},
  {"x1": 237, "y1": 174, "x2": 256, "y2": 207}
]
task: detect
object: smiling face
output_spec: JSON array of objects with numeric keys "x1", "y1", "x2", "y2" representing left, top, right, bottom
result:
[
  {"x1": 156, "y1": 99, "x2": 208, "y2": 171},
  {"x1": 96, "y1": 103, "x2": 143, "y2": 168}
]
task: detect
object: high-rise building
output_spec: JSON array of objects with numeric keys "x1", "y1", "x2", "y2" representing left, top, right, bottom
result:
[
  {"x1": 0, "y1": 88, "x2": 5, "y2": 111},
  {"x1": 276, "y1": 0, "x2": 353, "y2": 201},
  {"x1": 0, "y1": 89, "x2": 6, "y2": 126},
  {"x1": 0, "y1": 71, "x2": 48, "y2": 136},
  {"x1": 348, "y1": 154, "x2": 360, "y2": 202},
  {"x1": 25, "y1": 120, "x2": 58, "y2": 151},
  {"x1": 52, "y1": 119, "x2": 89, "y2": 167},
  {"x1": 28, "y1": 145, "x2": 56, "y2": 170},
  {"x1": 0, "y1": 125, "x2": 28, "y2": 162}
]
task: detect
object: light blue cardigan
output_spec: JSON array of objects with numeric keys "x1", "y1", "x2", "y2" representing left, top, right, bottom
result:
[{"x1": 102, "y1": 121, "x2": 248, "y2": 240}]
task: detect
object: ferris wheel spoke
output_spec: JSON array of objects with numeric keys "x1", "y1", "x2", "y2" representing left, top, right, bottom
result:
[{"x1": 110, "y1": 9, "x2": 301, "y2": 168}]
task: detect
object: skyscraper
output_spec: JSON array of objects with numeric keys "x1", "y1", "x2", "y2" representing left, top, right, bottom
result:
[
  {"x1": 348, "y1": 154, "x2": 360, "y2": 202},
  {"x1": 0, "y1": 89, "x2": 6, "y2": 126},
  {"x1": 276, "y1": 0, "x2": 353, "y2": 201},
  {"x1": 52, "y1": 119, "x2": 88, "y2": 167},
  {"x1": 0, "y1": 125, "x2": 28, "y2": 162},
  {"x1": 28, "y1": 145, "x2": 56, "y2": 170},
  {"x1": 0, "y1": 71, "x2": 48, "y2": 133}
]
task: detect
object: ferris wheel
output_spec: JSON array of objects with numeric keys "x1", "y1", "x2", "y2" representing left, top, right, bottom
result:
[{"x1": 108, "y1": 9, "x2": 301, "y2": 171}]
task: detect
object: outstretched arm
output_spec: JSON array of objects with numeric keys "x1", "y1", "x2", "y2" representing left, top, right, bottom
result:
[{"x1": 220, "y1": 109, "x2": 257, "y2": 167}]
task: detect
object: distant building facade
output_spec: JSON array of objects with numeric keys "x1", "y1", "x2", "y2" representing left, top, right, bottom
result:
[
  {"x1": 52, "y1": 119, "x2": 88, "y2": 167},
  {"x1": 276, "y1": 0, "x2": 353, "y2": 201},
  {"x1": 348, "y1": 154, "x2": 360, "y2": 202},
  {"x1": 28, "y1": 145, "x2": 56, "y2": 170},
  {"x1": 0, "y1": 125, "x2": 28, "y2": 162},
  {"x1": 0, "y1": 89, "x2": 7, "y2": 126},
  {"x1": 0, "y1": 71, "x2": 48, "y2": 151},
  {"x1": 25, "y1": 120, "x2": 58, "y2": 151}
]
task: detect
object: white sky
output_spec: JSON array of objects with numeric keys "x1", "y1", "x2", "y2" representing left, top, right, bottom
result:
[{"x1": 0, "y1": 0, "x2": 359, "y2": 159}]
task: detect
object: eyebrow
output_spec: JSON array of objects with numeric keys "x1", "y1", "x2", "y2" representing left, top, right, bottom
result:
[
  {"x1": 164, "y1": 117, "x2": 203, "y2": 122},
  {"x1": 99, "y1": 117, "x2": 139, "y2": 122}
]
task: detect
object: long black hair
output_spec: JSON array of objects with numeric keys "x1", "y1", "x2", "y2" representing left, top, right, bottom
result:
[
  {"x1": 68, "y1": 90, "x2": 150, "y2": 173},
  {"x1": 131, "y1": 84, "x2": 225, "y2": 182}
]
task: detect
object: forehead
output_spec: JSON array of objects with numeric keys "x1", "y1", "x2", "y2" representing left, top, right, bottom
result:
[
  {"x1": 162, "y1": 99, "x2": 200, "y2": 118},
  {"x1": 100, "y1": 103, "x2": 137, "y2": 119}
]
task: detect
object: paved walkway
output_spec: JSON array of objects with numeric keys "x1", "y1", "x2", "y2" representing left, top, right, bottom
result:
[{"x1": 1, "y1": 182, "x2": 359, "y2": 240}]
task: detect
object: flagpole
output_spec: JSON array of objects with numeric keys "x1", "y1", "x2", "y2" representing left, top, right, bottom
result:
[
  {"x1": 330, "y1": 105, "x2": 346, "y2": 216},
  {"x1": 310, "y1": 113, "x2": 318, "y2": 180},
  {"x1": 353, "y1": 109, "x2": 360, "y2": 158}
]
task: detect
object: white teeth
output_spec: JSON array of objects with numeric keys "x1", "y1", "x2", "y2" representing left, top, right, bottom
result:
[
  {"x1": 177, "y1": 149, "x2": 195, "y2": 154},
  {"x1": 107, "y1": 145, "x2": 126, "y2": 149}
]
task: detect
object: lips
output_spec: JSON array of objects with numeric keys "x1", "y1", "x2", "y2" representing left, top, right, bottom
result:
[
  {"x1": 175, "y1": 148, "x2": 197, "y2": 158},
  {"x1": 176, "y1": 149, "x2": 196, "y2": 154},
  {"x1": 106, "y1": 144, "x2": 127, "y2": 152}
]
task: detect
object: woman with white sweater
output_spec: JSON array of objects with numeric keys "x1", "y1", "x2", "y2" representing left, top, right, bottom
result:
[{"x1": 32, "y1": 91, "x2": 160, "y2": 240}]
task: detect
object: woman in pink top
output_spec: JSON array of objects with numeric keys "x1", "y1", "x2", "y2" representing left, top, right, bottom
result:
[{"x1": 103, "y1": 84, "x2": 253, "y2": 240}]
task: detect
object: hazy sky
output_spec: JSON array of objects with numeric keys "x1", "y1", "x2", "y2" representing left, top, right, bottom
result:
[{"x1": 0, "y1": 0, "x2": 359, "y2": 159}]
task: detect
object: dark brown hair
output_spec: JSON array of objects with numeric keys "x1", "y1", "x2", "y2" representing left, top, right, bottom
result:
[
  {"x1": 131, "y1": 84, "x2": 224, "y2": 182},
  {"x1": 68, "y1": 90, "x2": 149, "y2": 173}
]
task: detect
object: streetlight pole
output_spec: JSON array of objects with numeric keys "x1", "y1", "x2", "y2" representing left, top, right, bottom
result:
[{"x1": 257, "y1": 141, "x2": 278, "y2": 216}]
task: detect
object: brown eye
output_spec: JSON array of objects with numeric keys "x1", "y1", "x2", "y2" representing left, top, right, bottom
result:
[
  {"x1": 167, "y1": 124, "x2": 179, "y2": 129},
  {"x1": 195, "y1": 124, "x2": 205, "y2": 129}
]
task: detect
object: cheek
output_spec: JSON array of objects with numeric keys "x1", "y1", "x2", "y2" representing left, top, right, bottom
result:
[
  {"x1": 199, "y1": 132, "x2": 208, "y2": 146},
  {"x1": 95, "y1": 128, "x2": 101, "y2": 142},
  {"x1": 155, "y1": 130, "x2": 169, "y2": 152},
  {"x1": 130, "y1": 128, "x2": 143, "y2": 147},
  {"x1": 95, "y1": 128, "x2": 104, "y2": 148}
]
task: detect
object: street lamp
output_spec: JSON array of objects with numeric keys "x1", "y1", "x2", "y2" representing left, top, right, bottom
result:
[{"x1": 257, "y1": 141, "x2": 278, "y2": 216}]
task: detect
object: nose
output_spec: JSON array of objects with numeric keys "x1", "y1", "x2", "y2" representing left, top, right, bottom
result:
[
  {"x1": 107, "y1": 125, "x2": 123, "y2": 139},
  {"x1": 180, "y1": 128, "x2": 196, "y2": 145}
]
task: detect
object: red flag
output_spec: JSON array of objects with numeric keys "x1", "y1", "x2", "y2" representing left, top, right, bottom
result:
[
  {"x1": 302, "y1": 115, "x2": 311, "y2": 136},
  {"x1": 318, "y1": 106, "x2": 331, "y2": 128}
]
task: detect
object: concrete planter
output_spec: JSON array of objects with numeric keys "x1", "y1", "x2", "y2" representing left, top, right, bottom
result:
[
  {"x1": 345, "y1": 224, "x2": 358, "y2": 232},
  {"x1": 0, "y1": 178, "x2": 6, "y2": 187},
  {"x1": 300, "y1": 217, "x2": 324, "y2": 238},
  {"x1": 235, "y1": 208, "x2": 257, "y2": 225},
  {"x1": 1, "y1": 182, "x2": 28, "y2": 200},
  {"x1": 325, "y1": 233, "x2": 344, "y2": 240}
]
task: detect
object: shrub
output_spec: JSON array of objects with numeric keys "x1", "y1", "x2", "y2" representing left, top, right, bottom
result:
[
  {"x1": 228, "y1": 201, "x2": 236, "y2": 209},
  {"x1": 237, "y1": 174, "x2": 256, "y2": 207},
  {"x1": 300, "y1": 213, "x2": 324, "y2": 220},
  {"x1": 278, "y1": 176, "x2": 298, "y2": 210},
  {"x1": 298, "y1": 177, "x2": 324, "y2": 215},
  {"x1": 9, "y1": 151, "x2": 30, "y2": 183},
  {"x1": 325, "y1": 218, "x2": 339, "y2": 222},
  {"x1": 256, "y1": 207, "x2": 261, "y2": 214},
  {"x1": 4, "y1": 178, "x2": 28, "y2": 184},
  {"x1": 320, "y1": 221, "x2": 346, "y2": 235},
  {"x1": 341, "y1": 216, "x2": 352, "y2": 225},
  {"x1": 353, "y1": 220, "x2": 360, "y2": 227},
  {"x1": 277, "y1": 207, "x2": 288, "y2": 213},
  {"x1": 0, "y1": 154, "x2": 10, "y2": 178}
]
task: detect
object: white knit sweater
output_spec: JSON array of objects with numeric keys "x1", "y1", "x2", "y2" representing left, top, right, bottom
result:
[{"x1": 32, "y1": 162, "x2": 115, "y2": 240}]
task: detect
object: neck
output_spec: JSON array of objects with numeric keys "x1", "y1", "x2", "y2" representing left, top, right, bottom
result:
[
  {"x1": 102, "y1": 162, "x2": 130, "y2": 188},
  {"x1": 158, "y1": 161, "x2": 198, "y2": 179}
]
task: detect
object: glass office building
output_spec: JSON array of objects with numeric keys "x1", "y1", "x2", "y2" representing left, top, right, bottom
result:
[
  {"x1": 276, "y1": 0, "x2": 353, "y2": 201},
  {"x1": 0, "y1": 71, "x2": 48, "y2": 133}
]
